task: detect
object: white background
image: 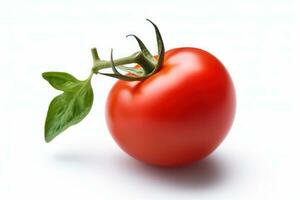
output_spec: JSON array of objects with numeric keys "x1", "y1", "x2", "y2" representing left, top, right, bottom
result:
[{"x1": 1, "y1": 0, "x2": 299, "y2": 199}]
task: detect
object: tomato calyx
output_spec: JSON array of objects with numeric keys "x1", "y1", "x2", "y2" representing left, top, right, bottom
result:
[{"x1": 91, "y1": 19, "x2": 165, "y2": 81}]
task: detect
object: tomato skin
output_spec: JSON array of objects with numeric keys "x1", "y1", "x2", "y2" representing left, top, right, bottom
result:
[{"x1": 106, "y1": 47, "x2": 236, "y2": 167}]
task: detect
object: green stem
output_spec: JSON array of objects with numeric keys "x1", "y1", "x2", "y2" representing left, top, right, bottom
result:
[
  {"x1": 91, "y1": 48, "x2": 155, "y2": 74},
  {"x1": 91, "y1": 48, "x2": 100, "y2": 62},
  {"x1": 89, "y1": 20, "x2": 164, "y2": 81}
]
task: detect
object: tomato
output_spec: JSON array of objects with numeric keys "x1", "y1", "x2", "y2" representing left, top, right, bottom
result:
[{"x1": 105, "y1": 47, "x2": 236, "y2": 167}]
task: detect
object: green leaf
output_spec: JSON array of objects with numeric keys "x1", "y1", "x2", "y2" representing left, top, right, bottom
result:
[
  {"x1": 42, "y1": 72, "x2": 84, "y2": 92},
  {"x1": 43, "y1": 72, "x2": 93, "y2": 142}
]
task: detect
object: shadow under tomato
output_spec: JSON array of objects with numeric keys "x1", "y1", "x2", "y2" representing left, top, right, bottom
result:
[
  {"x1": 54, "y1": 150, "x2": 231, "y2": 191},
  {"x1": 121, "y1": 154, "x2": 230, "y2": 190}
]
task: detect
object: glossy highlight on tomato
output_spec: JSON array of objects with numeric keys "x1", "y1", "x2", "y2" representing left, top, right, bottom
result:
[{"x1": 106, "y1": 47, "x2": 236, "y2": 167}]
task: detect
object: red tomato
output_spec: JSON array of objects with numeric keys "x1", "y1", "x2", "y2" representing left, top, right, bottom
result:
[{"x1": 105, "y1": 47, "x2": 236, "y2": 167}]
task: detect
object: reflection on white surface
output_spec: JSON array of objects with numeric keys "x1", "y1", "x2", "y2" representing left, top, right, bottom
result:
[
  {"x1": 54, "y1": 151, "x2": 229, "y2": 190},
  {"x1": 48, "y1": 148, "x2": 246, "y2": 199}
]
